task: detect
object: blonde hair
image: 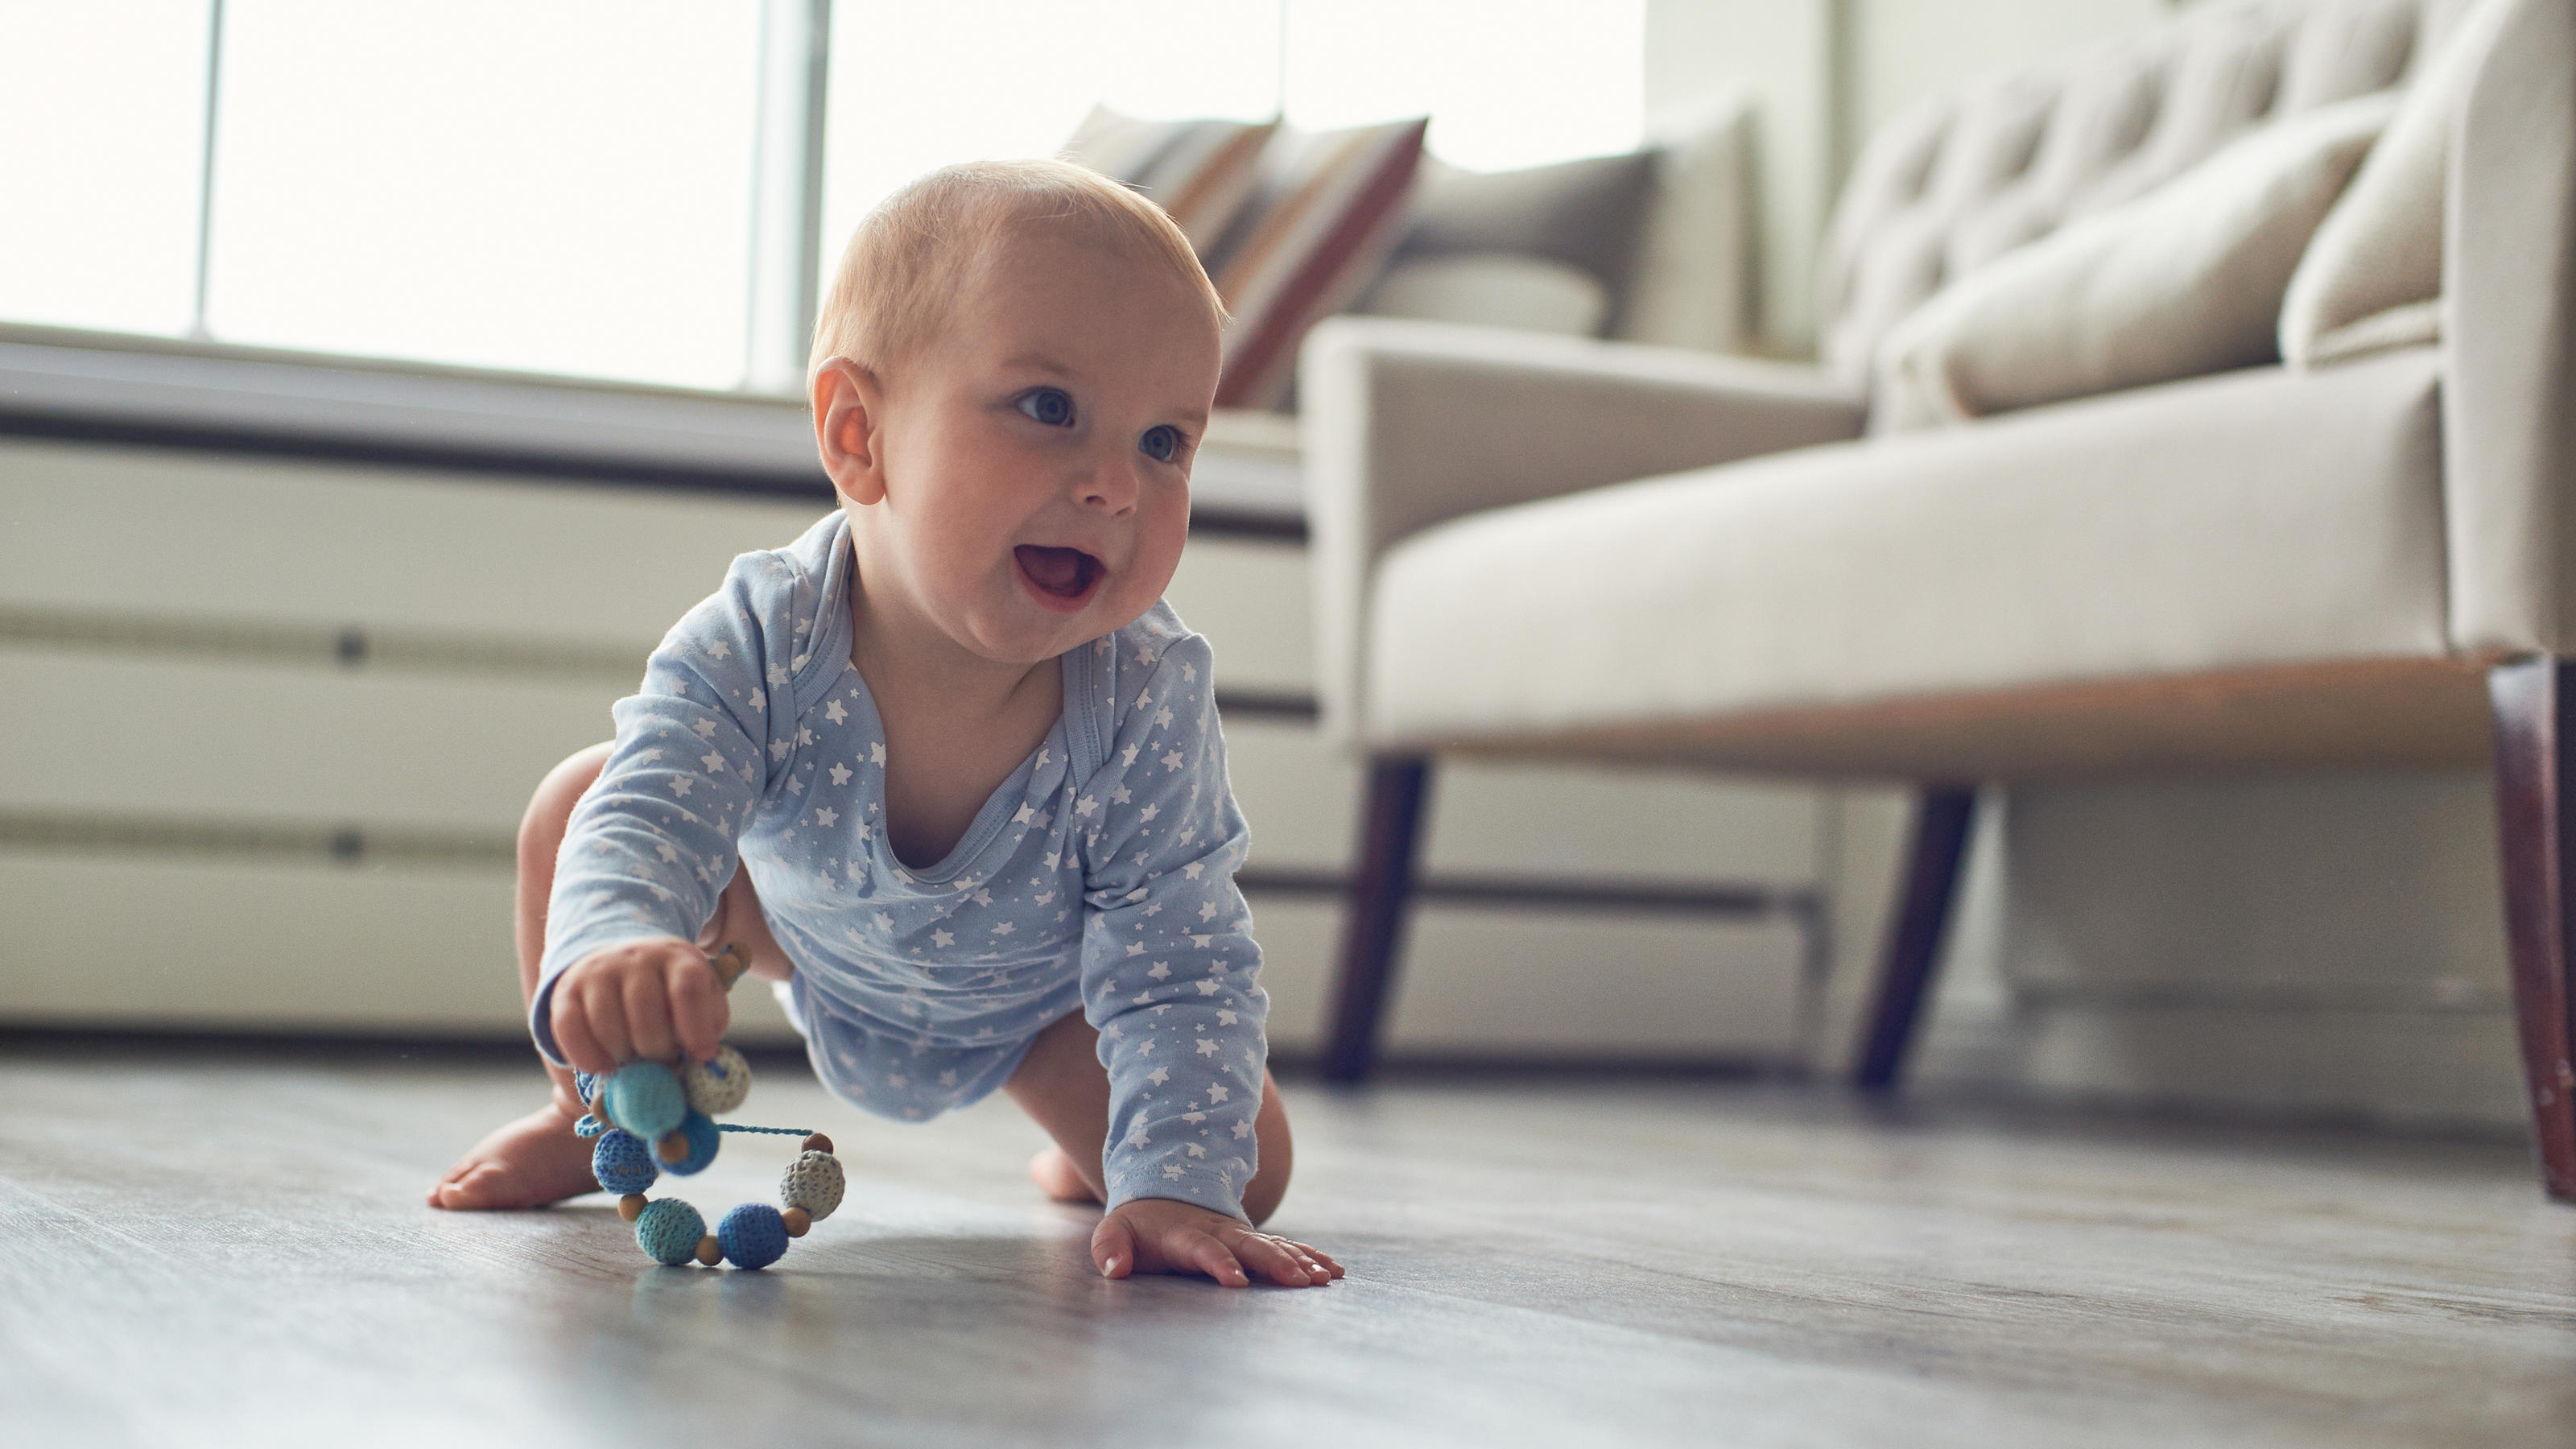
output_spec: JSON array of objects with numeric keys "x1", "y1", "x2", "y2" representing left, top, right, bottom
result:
[{"x1": 808, "y1": 159, "x2": 1224, "y2": 384}]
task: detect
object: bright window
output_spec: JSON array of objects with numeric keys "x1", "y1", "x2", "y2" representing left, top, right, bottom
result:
[
  {"x1": 205, "y1": 1, "x2": 760, "y2": 390},
  {"x1": 1285, "y1": 0, "x2": 1646, "y2": 172},
  {"x1": 817, "y1": 1, "x2": 1282, "y2": 287},
  {"x1": 5, "y1": 1, "x2": 1643, "y2": 394},
  {"x1": 0, "y1": 1, "x2": 213, "y2": 336}
]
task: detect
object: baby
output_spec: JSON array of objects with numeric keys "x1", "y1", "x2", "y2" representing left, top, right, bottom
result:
[{"x1": 429, "y1": 159, "x2": 1340, "y2": 1290}]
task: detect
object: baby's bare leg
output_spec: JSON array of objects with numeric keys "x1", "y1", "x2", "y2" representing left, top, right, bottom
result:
[
  {"x1": 1001, "y1": 1010, "x2": 1296, "y2": 1225},
  {"x1": 427, "y1": 742, "x2": 617, "y2": 1210},
  {"x1": 430, "y1": 738, "x2": 796, "y2": 1211},
  {"x1": 429, "y1": 741, "x2": 797, "y2": 1210}
]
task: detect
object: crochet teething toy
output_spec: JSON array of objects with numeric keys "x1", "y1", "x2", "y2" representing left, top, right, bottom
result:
[{"x1": 576, "y1": 945, "x2": 846, "y2": 1269}]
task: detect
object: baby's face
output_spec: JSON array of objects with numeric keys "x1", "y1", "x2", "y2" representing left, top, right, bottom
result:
[{"x1": 844, "y1": 232, "x2": 1220, "y2": 667}]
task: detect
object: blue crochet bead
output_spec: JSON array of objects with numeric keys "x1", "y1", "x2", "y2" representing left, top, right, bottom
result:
[
  {"x1": 634, "y1": 1198, "x2": 704, "y2": 1266},
  {"x1": 591, "y1": 1129, "x2": 658, "y2": 1195},
  {"x1": 602, "y1": 1063, "x2": 686, "y2": 1140},
  {"x1": 574, "y1": 1070, "x2": 598, "y2": 1105},
  {"x1": 659, "y1": 1109, "x2": 721, "y2": 1176},
  {"x1": 717, "y1": 1203, "x2": 788, "y2": 1270}
]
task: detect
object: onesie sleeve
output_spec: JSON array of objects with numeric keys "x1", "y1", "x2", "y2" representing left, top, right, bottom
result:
[
  {"x1": 1077, "y1": 630, "x2": 1269, "y2": 1219},
  {"x1": 530, "y1": 552, "x2": 807, "y2": 1065}
]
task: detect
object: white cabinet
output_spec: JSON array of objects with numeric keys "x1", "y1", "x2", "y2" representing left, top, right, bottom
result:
[{"x1": 0, "y1": 433, "x2": 1823, "y2": 1063}]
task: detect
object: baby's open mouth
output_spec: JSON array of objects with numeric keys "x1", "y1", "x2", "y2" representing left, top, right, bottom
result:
[{"x1": 1014, "y1": 544, "x2": 1104, "y2": 602}]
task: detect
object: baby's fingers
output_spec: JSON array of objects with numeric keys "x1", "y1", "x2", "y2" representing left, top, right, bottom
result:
[
  {"x1": 1174, "y1": 1228, "x2": 1251, "y2": 1288},
  {"x1": 1286, "y1": 1239, "x2": 1346, "y2": 1280},
  {"x1": 572, "y1": 973, "x2": 634, "y2": 1067},
  {"x1": 621, "y1": 968, "x2": 677, "y2": 1064},
  {"x1": 1234, "y1": 1232, "x2": 1332, "y2": 1287},
  {"x1": 667, "y1": 955, "x2": 730, "y2": 1062},
  {"x1": 1092, "y1": 1215, "x2": 1139, "y2": 1279},
  {"x1": 553, "y1": 997, "x2": 613, "y2": 1075}
]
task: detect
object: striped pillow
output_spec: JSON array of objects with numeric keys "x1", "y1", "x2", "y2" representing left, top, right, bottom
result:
[
  {"x1": 1207, "y1": 118, "x2": 1430, "y2": 411},
  {"x1": 1061, "y1": 106, "x2": 1279, "y2": 254}
]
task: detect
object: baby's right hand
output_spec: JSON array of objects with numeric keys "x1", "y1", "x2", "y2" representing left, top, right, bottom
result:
[{"x1": 551, "y1": 937, "x2": 730, "y2": 1074}]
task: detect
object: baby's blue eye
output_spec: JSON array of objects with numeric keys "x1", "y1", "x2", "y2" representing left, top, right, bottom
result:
[
  {"x1": 1139, "y1": 424, "x2": 1182, "y2": 463},
  {"x1": 1017, "y1": 388, "x2": 1075, "y2": 427}
]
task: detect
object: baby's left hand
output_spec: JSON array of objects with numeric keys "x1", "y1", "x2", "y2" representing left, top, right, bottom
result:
[{"x1": 1092, "y1": 1198, "x2": 1343, "y2": 1289}]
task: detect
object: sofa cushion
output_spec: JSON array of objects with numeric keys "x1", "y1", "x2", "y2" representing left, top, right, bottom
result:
[
  {"x1": 1872, "y1": 89, "x2": 2397, "y2": 429},
  {"x1": 1819, "y1": 0, "x2": 2429, "y2": 386},
  {"x1": 1380, "y1": 150, "x2": 1657, "y2": 329},
  {"x1": 1611, "y1": 93, "x2": 1756, "y2": 353},
  {"x1": 1059, "y1": 107, "x2": 1278, "y2": 254},
  {"x1": 1360, "y1": 254, "x2": 1610, "y2": 338},
  {"x1": 1364, "y1": 348, "x2": 2446, "y2": 755},
  {"x1": 1206, "y1": 118, "x2": 1429, "y2": 411},
  {"x1": 2279, "y1": 0, "x2": 2515, "y2": 367}
]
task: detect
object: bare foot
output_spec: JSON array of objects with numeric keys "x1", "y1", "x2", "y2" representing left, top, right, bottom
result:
[
  {"x1": 427, "y1": 1102, "x2": 603, "y2": 1210},
  {"x1": 1028, "y1": 1146, "x2": 1103, "y2": 1205}
]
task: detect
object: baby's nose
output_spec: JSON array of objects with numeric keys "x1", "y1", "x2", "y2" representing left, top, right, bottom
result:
[{"x1": 1077, "y1": 454, "x2": 1141, "y2": 514}]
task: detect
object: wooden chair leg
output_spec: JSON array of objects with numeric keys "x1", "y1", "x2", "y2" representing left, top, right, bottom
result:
[
  {"x1": 1324, "y1": 757, "x2": 1433, "y2": 1084},
  {"x1": 1852, "y1": 785, "x2": 1979, "y2": 1091},
  {"x1": 2487, "y1": 658, "x2": 2576, "y2": 1201}
]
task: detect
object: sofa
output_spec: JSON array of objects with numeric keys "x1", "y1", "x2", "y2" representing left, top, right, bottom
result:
[{"x1": 1300, "y1": 0, "x2": 2576, "y2": 1197}]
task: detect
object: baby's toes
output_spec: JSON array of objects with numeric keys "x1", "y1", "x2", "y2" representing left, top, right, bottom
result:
[{"x1": 430, "y1": 1163, "x2": 502, "y2": 1210}]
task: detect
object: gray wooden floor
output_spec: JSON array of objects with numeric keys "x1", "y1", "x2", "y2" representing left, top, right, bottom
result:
[{"x1": 4, "y1": 1043, "x2": 2574, "y2": 1448}]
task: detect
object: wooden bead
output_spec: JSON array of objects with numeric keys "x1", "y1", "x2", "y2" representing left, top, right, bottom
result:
[
  {"x1": 618, "y1": 1194, "x2": 648, "y2": 1223},
  {"x1": 695, "y1": 1235, "x2": 723, "y2": 1266},
  {"x1": 801, "y1": 1133, "x2": 833, "y2": 1154},
  {"x1": 781, "y1": 1208, "x2": 811, "y2": 1238},
  {"x1": 657, "y1": 1129, "x2": 690, "y2": 1164}
]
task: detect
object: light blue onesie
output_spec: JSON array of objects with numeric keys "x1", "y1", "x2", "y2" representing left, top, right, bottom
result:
[{"x1": 534, "y1": 513, "x2": 1269, "y2": 1220}]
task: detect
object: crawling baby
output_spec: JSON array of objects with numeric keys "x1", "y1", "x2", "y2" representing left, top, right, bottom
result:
[{"x1": 430, "y1": 159, "x2": 1340, "y2": 1290}]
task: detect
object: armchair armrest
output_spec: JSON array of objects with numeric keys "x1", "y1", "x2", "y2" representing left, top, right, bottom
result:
[
  {"x1": 1297, "y1": 316, "x2": 1866, "y2": 745},
  {"x1": 2447, "y1": 0, "x2": 2576, "y2": 655}
]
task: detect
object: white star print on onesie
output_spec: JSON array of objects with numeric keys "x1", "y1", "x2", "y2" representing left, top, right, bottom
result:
[{"x1": 534, "y1": 514, "x2": 1269, "y2": 1219}]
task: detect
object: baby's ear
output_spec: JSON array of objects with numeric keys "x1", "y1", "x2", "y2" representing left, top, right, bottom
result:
[{"x1": 811, "y1": 357, "x2": 887, "y2": 506}]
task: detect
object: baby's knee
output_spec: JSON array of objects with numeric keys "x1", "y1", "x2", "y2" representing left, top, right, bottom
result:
[
  {"x1": 518, "y1": 741, "x2": 614, "y2": 858},
  {"x1": 1242, "y1": 1075, "x2": 1294, "y2": 1225},
  {"x1": 1244, "y1": 1170, "x2": 1290, "y2": 1227}
]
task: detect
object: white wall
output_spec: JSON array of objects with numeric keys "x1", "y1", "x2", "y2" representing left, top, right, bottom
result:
[{"x1": 1642, "y1": 0, "x2": 1839, "y2": 357}]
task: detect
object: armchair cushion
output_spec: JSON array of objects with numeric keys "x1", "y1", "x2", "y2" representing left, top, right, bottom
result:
[
  {"x1": 1301, "y1": 318, "x2": 1867, "y2": 745},
  {"x1": 1363, "y1": 347, "x2": 2445, "y2": 764},
  {"x1": 1385, "y1": 151, "x2": 1658, "y2": 328}
]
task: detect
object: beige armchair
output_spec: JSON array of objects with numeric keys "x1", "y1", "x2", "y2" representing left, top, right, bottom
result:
[{"x1": 1300, "y1": 0, "x2": 2576, "y2": 1198}]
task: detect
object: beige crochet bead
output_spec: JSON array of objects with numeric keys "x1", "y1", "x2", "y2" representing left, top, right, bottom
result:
[
  {"x1": 681, "y1": 1046, "x2": 753, "y2": 1117},
  {"x1": 780, "y1": 1150, "x2": 845, "y2": 1221}
]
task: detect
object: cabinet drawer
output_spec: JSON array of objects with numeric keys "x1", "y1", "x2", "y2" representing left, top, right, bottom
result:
[
  {"x1": 1224, "y1": 718, "x2": 1362, "y2": 870},
  {"x1": 0, "y1": 852, "x2": 800, "y2": 1042},
  {"x1": 0, "y1": 850, "x2": 1792, "y2": 1059},
  {"x1": 1428, "y1": 760, "x2": 1822, "y2": 886},
  {"x1": 0, "y1": 648, "x2": 625, "y2": 835},
  {"x1": 0, "y1": 437, "x2": 828, "y2": 650},
  {"x1": 1224, "y1": 720, "x2": 1823, "y2": 885},
  {"x1": 1162, "y1": 535, "x2": 1314, "y2": 693},
  {"x1": 1245, "y1": 892, "x2": 1804, "y2": 1057}
]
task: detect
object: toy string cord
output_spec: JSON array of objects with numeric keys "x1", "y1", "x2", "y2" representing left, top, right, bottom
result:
[{"x1": 576, "y1": 1117, "x2": 813, "y2": 1138}]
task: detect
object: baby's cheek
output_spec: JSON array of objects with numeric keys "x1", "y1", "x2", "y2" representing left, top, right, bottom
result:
[{"x1": 1128, "y1": 501, "x2": 1191, "y2": 600}]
